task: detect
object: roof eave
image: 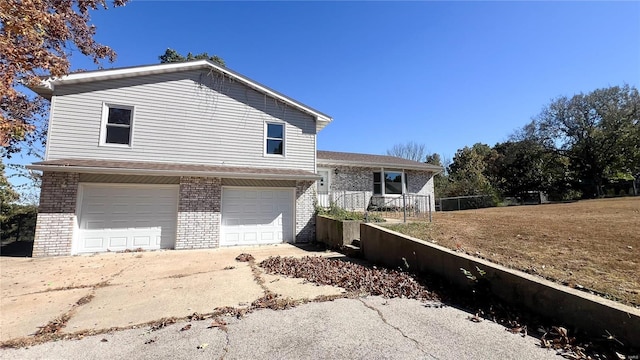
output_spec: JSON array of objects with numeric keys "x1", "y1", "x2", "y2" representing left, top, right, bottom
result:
[
  {"x1": 29, "y1": 60, "x2": 333, "y2": 130},
  {"x1": 317, "y1": 159, "x2": 443, "y2": 173},
  {"x1": 26, "y1": 164, "x2": 322, "y2": 181}
]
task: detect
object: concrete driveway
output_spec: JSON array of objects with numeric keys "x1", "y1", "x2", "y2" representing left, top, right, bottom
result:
[
  {"x1": 1, "y1": 244, "x2": 344, "y2": 342},
  {"x1": 0, "y1": 245, "x2": 558, "y2": 359}
]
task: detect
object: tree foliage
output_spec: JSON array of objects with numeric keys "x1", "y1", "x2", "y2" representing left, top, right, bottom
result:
[
  {"x1": 490, "y1": 140, "x2": 571, "y2": 198},
  {"x1": 530, "y1": 85, "x2": 640, "y2": 197},
  {"x1": 159, "y1": 48, "x2": 225, "y2": 66},
  {"x1": 386, "y1": 141, "x2": 427, "y2": 162},
  {"x1": 1, "y1": 0, "x2": 128, "y2": 156},
  {"x1": 447, "y1": 143, "x2": 499, "y2": 198},
  {"x1": 0, "y1": 159, "x2": 19, "y2": 205}
]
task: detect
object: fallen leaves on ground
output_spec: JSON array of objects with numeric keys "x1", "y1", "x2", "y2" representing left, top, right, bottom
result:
[
  {"x1": 260, "y1": 256, "x2": 438, "y2": 301},
  {"x1": 207, "y1": 318, "x2": 228, "y2": 331},
  {"x1": 235, "y1": 253, "x2": 254, "y2": 262},
  {"x1": 34, "y1": 314, "x2": 71, "y2": 336},
  {"x1": 76, "y1": 294, "x2": 94, "y2": 306},
  {"x1": 180, "y1": 324, "x2": 191, "y2": 331},
  {"x1": 251, "y1": 293, "x2": 299, "y2": 311},
  {"x1": 149, "y1": 318, "x2": 177, "y2": 331}
]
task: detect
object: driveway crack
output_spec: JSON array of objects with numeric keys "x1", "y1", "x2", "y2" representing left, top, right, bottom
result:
[
  {"x1": 218, "y1": 326, "x2": 231, "y2": 360},
  {"x1": 358, "y1": 298, "x2": 432, "y2": 358}
]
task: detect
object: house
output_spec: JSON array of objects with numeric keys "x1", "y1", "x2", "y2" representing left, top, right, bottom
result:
[
  {"x1": 315, "y1": 151, "x2": 441, "y2": 213},
  {"x1": 27, "y1": 60, "x2": 330, "y2": 257},
  {"x1": 27, "y1": 60, "x2": 442, "y2": 257}
]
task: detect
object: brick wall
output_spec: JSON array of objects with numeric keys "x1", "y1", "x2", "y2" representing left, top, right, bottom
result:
[
  {"x1": 33, "y1": 172, "x2": 79, "y2": 257},
  {"x1": 405, "y1": 170, "x2": 436, "y2": 211},
  {"x1": 175, "y1": 177, "x2": 221, "y2": 249},
  {"x1": 327, "y1": 166, "x2": 436, "y2": 211},
  {"x1": 295, "y1": 180, "x2": 316, "y2": 243}
]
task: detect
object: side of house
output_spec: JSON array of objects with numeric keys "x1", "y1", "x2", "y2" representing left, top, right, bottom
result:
[
  {"x1": 28, "y1": 60, "x2": 331, "y2": 257},
  {"x1": 316, "y1": 151, "x2": 442, "y2": 212}
]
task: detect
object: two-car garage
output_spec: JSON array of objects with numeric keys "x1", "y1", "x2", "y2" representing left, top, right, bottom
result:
[{"x1": 75, "y1": 183, "x2": 295, "y2": 254}]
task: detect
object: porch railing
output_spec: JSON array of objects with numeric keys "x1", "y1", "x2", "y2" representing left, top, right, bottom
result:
[{"x1": 317, "y1": 191, "x2": 432, "y2": 222}]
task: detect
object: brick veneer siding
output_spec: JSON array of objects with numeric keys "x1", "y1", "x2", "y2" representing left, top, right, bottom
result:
[
  {"x1": 405, "y1": 170, "x2": 436, "y2": 211},
  {"x1": 331, "y1": 166, "x2": 374, "y2": 193},
  {"x1": 33, "y1": 172, "x2": 79, "y2": 257},
  {"x1": 325, "y1": 166, "x2": 436, "y2": 211},
  {"x1": 295, "y1": 180, "x2": 316, "y2": 243},
  {"x1": 175, "y1": 177, "x2": 221, "y2": 249}
]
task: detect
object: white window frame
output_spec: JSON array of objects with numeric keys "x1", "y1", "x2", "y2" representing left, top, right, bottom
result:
[
  {"x1": 99, "y1": 103, "x2": 135, "y2": 147},
  {"x1": 373, "y1": 169, "x2": 406, "y2": 196},
  {"x1": 264, "y1": 121, "x2": 285, "y2": 157}
]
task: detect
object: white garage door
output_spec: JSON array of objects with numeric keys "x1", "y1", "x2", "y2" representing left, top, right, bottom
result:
[
  {"x1": 221, "y1": 187, "x2": 294, "y2": 246},
  {"x1": 76, "y1": 184, "x2": 178, "y2": 254}
]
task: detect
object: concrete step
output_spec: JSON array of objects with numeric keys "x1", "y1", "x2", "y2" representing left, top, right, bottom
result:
[{"x1": 342, "y1": 244, "x2": 362, "y2": 258}]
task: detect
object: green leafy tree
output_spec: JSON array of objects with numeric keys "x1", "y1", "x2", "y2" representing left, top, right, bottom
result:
[
  {"x1": 448, "y1": 143, "x2": 499, "y2": 198},
  {"x1": 1, "y1": 158, "x2": 20, "y2": 224},
  {"x1": 1, "y1": 0, "x2": 129, "y2": 156},
  {"x1": 533, "y1": 85, "x2": 640, "y2": 197},
  {"x1": 491, "y1": 140, "x2": 572, "y2": 199},
  {"x1": 159, "y1": 48, "x2": 225, "y2": 66}
]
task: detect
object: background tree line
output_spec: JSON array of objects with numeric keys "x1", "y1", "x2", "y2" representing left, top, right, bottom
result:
[{"x1": 389, "y1": 85, "x2": 640, "y2": 201}]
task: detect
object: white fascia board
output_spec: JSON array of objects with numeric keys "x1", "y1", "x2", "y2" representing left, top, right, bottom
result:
[
  {"x1": 316, "y1": 159, "x2": 443, "y2": 174},
  {"x1": 26, "y1": 164, "x2": 322, "y2": 181}
]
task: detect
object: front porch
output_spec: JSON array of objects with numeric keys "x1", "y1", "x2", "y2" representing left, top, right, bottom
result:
[{"x1": 317, "y1": 191, "x2": 433, "y2": 220}]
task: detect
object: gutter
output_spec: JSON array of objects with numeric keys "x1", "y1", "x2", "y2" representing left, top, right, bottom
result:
[
  {"x1": 26, "y1": 164, "x2": 322, "y2": 181},
  {"x1": 317, "y1": 159, "x2": 444, "y2": 174}
]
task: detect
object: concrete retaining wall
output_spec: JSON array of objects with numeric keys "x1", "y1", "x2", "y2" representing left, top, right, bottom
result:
[
  {"x1": 316, "y1": 215, "x2": 360, "y2": 248},
  {"x1": 360, "y1": 223, "x2": 640, "y2": 347}
]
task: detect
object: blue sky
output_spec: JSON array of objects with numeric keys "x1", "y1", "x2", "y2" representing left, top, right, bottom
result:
[{"x1": 28, "y1": 1, "x2": 640, "y2": 162}]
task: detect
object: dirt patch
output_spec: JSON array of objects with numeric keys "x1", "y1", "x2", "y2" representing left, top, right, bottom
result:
[{"x1": 387, "y1": 198, "x2": 640, "y2": 306}]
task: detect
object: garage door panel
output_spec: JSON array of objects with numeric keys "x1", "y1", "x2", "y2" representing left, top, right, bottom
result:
[
  {"x1": 108, "y1": 237, "x2": 127, "y2": 247},
  {"x1": 84, "y1": 237, "x2": 105, "y2": 249},
  {"x1": 77, "y1": 185, "x2": 177, "y2": 254},
  {"x1": 221, "y1": 188, "x2": 293, "y2": 246},
  {"x1": 133, "y1": 236, "x2": 151, "y2": 247}
]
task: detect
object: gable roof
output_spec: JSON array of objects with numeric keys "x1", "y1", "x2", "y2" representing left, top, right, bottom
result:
[
  {"x1": 317, "y1": 150, "x2": 443, "y2": 173},
  {"x1": 29, "y1": 60, "x2": 332, "y2": 132}
]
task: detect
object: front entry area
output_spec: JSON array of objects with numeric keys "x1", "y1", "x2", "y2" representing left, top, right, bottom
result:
[{"x1": 220, "y1": 187, "x2": 294, "y2": 246}]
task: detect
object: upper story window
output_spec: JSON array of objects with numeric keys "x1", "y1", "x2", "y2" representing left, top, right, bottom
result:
[
  {"x1": 373, "y1": 170, "x2": 406, "y2": 195},
  {"x1": 265, "y1": 122, "x2": 284, "y2": 155},
  {"x1": 101, "y1": 104, "x2": 134, "y2": 146}
]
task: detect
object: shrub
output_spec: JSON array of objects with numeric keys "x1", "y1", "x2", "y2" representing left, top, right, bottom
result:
[
  {"x1": 1, "y1": 204, "x2": 37, "y2": 243},
  {"x1": 317, "y1": 202, "x2": 385, "y2": 222}
]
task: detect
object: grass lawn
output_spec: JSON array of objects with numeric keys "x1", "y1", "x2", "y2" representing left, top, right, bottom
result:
[{"x1": 385, "y1": 197, "x2": 640, "y2": 307}]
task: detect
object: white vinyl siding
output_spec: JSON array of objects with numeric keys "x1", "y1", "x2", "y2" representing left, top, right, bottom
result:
[{"x1": 47, "y1": 70, "x2": 316, "y2": 171}]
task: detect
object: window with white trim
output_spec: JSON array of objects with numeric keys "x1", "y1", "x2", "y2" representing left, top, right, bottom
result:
[
  {"x1": 373, "y1": 170, "x2": 406, "y2": 195},
  {"x1": 265, "y1": 122, "x2": 284, "y2": 155},
  {"x1": 101, "y1": 104, "x2": 134, "y2": 146}
]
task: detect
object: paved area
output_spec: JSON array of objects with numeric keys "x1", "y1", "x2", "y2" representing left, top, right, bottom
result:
[
  {"x1": 1, "y1": 297, "x2": 558, "y2": 359},
  {"x1": 1, "y1": 244, "x2": 343, "y2": 342},
  {"x1": 0, "y1": 245, "x2": 558, "y2": 359}
]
